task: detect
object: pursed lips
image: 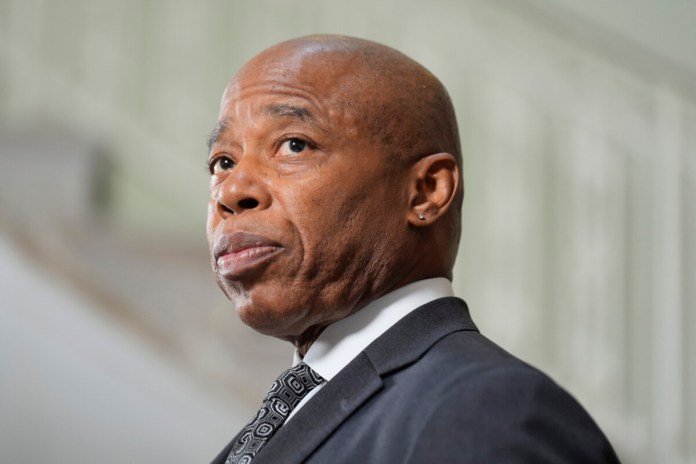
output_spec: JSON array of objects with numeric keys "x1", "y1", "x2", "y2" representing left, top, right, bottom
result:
[{"x1": 214, "y1": 231, "x2": 283, "y2": 277}]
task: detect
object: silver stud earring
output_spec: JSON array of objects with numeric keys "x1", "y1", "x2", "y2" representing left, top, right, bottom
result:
[{"x1": 418, "y1": 213, "x2": 426, "y2": 221}]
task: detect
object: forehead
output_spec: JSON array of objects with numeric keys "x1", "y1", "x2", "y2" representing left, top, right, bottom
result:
[
  {"x1": 210, "y1": 51, "x2": 370, "y2": 149},
  {"x1": 220, "y1": 78, "x2": 327, "y2": 125},
  {"x1": 225, "y1": 48, "x2": 356, "y2": 109},
  {"x1": 229, "y1": 42, "x2": 395, "y2": 119}
]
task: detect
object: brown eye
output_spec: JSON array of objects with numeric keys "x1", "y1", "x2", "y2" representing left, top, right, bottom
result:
[
  {"x1": 210, "y1": 156, "x2": 235, "y2": 174},
  {"x1": 279, "y1": 138, "x2": 308, "y2": 156},
  {"x1": 287, "y1": 138, "x2": 306, "y2": 153}
]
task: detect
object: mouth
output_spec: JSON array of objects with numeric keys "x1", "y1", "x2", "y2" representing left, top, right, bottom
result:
[{"x1": 214, "y1": 232, "x2": 283, "y2": 278}]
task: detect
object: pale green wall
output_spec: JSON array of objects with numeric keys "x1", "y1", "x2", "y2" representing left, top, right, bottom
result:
[{"x1": 528, "y1": 0, "x2": 696, "y2": 75}]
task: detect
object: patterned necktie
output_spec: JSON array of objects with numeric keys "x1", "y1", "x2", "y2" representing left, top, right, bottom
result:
[{"x1": 225, "y1": 362, "x2": 324, "y2": 464}]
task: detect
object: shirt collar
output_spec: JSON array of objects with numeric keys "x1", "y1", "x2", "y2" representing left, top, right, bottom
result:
[{"x1": 293, "y1": 277, "x2": 454, "y2": 380}]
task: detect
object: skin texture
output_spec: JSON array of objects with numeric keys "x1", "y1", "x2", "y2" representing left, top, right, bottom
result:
[{"x1": 206, "y1": 35, "x2": 463, "y2": 355}]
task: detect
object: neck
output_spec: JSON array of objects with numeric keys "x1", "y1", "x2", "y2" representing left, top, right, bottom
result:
[{"x1": 294, "y1": 325, "x2": 327, "y2": 358}]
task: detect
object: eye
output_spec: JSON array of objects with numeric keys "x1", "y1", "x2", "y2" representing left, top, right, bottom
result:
[
  {"x1": 279, "y1": 138, "x2": 308, "y2": 155},
  {"x1": 209, "y1": 155, "x2": 235, "y2": 174}
]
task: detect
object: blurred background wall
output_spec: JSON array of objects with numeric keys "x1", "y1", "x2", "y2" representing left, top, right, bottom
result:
[{"x1": 0, "y1": 0, "x2": 694, "y2": 462}]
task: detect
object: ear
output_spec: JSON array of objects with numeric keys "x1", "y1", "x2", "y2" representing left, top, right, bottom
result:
[{"x1": 407, "y1": 153, "x2": 460, "y2": 227}]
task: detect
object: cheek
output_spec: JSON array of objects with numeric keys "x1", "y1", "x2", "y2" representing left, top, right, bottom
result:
[
  {"x1": 279, "y1": 164, "x2": 408, "y2": 267},
  {"x1": 292, "y1": 184, "x2": 388, "y2": 262},
  {"x1": 206, "y1": 201, "x2": 217, "y2": 242}
]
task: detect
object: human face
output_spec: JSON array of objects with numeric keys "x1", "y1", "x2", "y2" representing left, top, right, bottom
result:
[{"x1": 206, "y1": 50, "x2": 413, "y2": 342}]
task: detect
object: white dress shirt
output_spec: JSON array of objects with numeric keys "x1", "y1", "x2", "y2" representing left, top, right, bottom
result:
[{"x1": 286, "y1": 277, "x2": 454, "y2": 421}]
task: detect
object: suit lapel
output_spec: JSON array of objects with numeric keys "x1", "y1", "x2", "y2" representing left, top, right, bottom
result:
[{"x1": 252, "y1": 352, "x2": 382, "y2": 464}]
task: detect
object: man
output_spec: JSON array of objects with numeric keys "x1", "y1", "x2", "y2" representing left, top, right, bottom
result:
[{"x1": 207, "y1": 34, "x2": 619, "y2": 463}]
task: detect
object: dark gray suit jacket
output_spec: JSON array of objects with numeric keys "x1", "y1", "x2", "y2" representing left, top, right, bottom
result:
[{"x1": 212, "y1": 297, "x2": 619, "y2": 463}]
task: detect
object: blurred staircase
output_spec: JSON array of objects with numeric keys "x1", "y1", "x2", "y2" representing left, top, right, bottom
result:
[{"x1": 0, "y1": 128, "x2": 290, "y2": 413}]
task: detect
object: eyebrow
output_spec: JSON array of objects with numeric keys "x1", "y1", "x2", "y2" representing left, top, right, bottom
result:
[
  {"x1": 263, "y1": 103, "x2": 315, "y2": 123},
  {"x1": 206, "y1": 104, "x2": 318, "y2": 151},
  {"x1": 207, "y1": 120, "x2": 229, "y2": 152}
]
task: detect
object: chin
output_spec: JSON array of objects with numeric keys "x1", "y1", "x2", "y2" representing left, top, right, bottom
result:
[
  {"x1": 237, "y1": 309, "x2": 302, "y2": 342},
  {"x1": 236, "y1": 292, "x2": 315, "y2": 342}
]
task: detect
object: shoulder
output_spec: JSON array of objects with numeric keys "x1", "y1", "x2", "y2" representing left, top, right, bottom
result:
[{"x1": 401, "y1": 331, "x2": 620, "y2": 463}]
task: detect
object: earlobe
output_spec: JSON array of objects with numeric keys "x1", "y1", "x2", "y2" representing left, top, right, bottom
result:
[{"x1": 408, "y1": 153, "x2": 459, "y2": 227}]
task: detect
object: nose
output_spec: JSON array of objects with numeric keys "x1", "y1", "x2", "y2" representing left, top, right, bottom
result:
[{"x1": 213, "y1": 157, "x2": 271, "y2": 217}]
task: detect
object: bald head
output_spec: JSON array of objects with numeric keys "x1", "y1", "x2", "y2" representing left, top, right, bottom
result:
[
  {"x1": 229, "y1": 35, "x2": 461, "y2": 169},
  {"x1": 208, "y1": 35, "x2": 463, "y2": 345}
]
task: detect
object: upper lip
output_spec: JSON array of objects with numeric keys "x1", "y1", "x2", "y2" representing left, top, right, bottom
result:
[{"x1": 213, "y1": 231, "x2": 282, "y2": 261}]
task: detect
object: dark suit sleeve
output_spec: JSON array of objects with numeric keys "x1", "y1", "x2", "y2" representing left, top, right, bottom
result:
[{"x1": 404, "y1": 366, "x2": 621, "y2": 463}]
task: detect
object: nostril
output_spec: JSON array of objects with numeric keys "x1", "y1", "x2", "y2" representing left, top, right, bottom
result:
[
  {"x1": 238, "y1": 198, "x2": 259, "y2": 210},
  {"x1": 218, "y1": 202, "x2": 234, "y2": 215}
]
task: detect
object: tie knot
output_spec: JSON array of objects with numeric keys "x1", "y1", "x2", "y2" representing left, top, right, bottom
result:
[{"x1": 264, "y1": 362, "x2": 323, "y2": 411}]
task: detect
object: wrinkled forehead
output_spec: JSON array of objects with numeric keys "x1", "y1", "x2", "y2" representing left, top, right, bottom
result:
[{"x1": 220, "y1": 44, "x2": 377, "y2": 117}]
